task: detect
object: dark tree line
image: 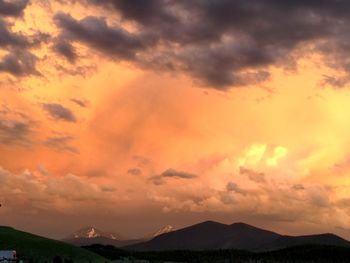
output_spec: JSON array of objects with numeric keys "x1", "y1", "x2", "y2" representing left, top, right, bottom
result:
[{"x1": 83, "y1": 244, "x2": 350, "y2": 263}]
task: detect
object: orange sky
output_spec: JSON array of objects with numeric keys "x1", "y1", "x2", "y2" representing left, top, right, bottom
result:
[{"x1": 1, "y1": 0, "x2": 350, "y2": 239}]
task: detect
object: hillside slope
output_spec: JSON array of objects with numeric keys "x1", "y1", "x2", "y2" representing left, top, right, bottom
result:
[{"x1": 0, "y1": 226, "x2": 109, "y2": 263}]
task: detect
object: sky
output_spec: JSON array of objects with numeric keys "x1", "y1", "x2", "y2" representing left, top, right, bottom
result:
[{"x1": 1, "y1": 0, "x2": 350, "y2": 240}]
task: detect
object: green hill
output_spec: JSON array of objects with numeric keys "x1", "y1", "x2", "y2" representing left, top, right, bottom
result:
[{"x1": 0, "y1": 226, "x2": 110, "y2": 263}]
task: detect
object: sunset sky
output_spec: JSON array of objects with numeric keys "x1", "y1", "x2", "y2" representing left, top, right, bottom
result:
[{"x1": 2, "y1": 0, "x2": 350, "y2": 240}]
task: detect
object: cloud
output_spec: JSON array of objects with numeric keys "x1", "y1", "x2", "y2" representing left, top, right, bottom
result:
[
  {"x1": 50, "y1": 0, "x2": 350, "y2": 89},
  {"x1": 161, "y1": 168, "x2": 197, "y2": 179},
  {"x1": 0, "y1": 106, "x2": 34, "y2": 147},
  {"x1": 0, "y1": 19, "x2": 30, "y2": 48},
  {"x1": 150, "y1": 168, "x2": 197, "y2": 185},
  {"x1": 226, "y1": 182, "x2": 247, "y2": 196},
  {"x1": 100, "y1": 186, "x2": 116, "y2": 192},
  {"x1": 44, "y1": 135, "x2": 79, "y2": 154},
  {"x1": 0, "y1": 166, "x2": 112, "y2": 214},
  {"x1": 127, "y1": 168, "x2": 142, "y2": 176},
  {"x1": 53, "y1": 38, "x2": 78, "y2": 63},
  {"x1": 70, "y1": 98, "x2": 88, "y2": 108},
  {"x1": 292, "y1": 184, "x2": 305, "y2": 191},
  {"x1": 0, "y1": 51, "x2": 40, "y2": 77},
  {"x1": 0, "y1": 19, "x2": 48, "y2": 77},
  {"x1": 239, "y1": 166, "x2": 266, "y2": 183},
  {"x1": 37, "y1": 165, "x2": 49, "y2": 176},
  {"x1": 0, "y1": 16, "x2": 48, "y2": 77},
  {"x1": 54, "y1": 12, "x2": 156, "y2": 60},
  {"x1": 42, "y1": 103, "x2": 77, "y2": 122},
  {"x1": 0, "y1": 18, "x2": 48, "y2": 50},
  {"x1": 0, "y1": 118, "x2": 32, "y2": 146},
  {"x1": 149, "y1": 176, "x2": 165, "y2": 186},
  {"x1": 0, "y1": 0, "x2": 28, "y2": 17}
]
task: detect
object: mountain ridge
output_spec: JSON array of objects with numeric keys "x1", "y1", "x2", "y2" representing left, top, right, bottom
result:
[
  {"x1": 64, "y1": 225, "x2": 175, "y2": 248},
  {"x1": 125, "y1": 221, "x2": 350, "y2": 252}
]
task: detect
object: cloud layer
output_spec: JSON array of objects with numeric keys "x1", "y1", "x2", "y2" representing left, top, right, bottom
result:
[{"x1": 49, "y1": 0, "x2": 350, "y2": 89}]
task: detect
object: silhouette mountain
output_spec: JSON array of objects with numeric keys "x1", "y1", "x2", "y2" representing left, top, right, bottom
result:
[{"x1": 125, "y1": 221, "x2": 350, "y2": 252}]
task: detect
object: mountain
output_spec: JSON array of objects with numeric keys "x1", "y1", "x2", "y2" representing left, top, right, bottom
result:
[
  {"x1": 0, "y1": 226, "x2": 109, "y2": 263},
  {"x1": 65, "y1": 225, "x2": 175, "y2": 248},
  {"x1": 65, "y1": 226, "x2": 122, "y2": 240},
  {"x1": 125, "y1": 221, "x2": 350, "y2": 252},
  {"x1": 64, "y1": 226, "x2": 142, "y2": 247},
  {"x1": 151, "y1": 225, "x2": 174, "y2": 238}
]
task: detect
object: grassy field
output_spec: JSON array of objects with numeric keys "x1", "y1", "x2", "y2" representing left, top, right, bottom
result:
[{"x1": 0, "y1": 226, "x2": 110, "y2": 263}]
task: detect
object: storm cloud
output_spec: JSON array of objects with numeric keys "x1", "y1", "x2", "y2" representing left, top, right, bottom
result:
[
  {"x1": 54, "y1": 12, "x2": 156, "y2": 60},
  {"x1": 51, "y1": 0, "x2": 350, "y2": 89},
  {"x1": 0, "y1": 0, "x2": 28, "y2": 17}
]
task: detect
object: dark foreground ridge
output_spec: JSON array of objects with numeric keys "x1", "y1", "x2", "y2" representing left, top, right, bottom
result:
[
  {"x1": 0, "y1": 226, "x2": 109, "y2": 263},
  {"x1": 125, "y1": 221, "x2": 350, "y2": 252}
]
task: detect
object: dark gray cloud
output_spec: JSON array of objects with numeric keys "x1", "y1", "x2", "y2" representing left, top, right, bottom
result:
[
  {"x1": 54, "y1": 0, "x2": 350, "y2": 89},
  {"x1": 0, "y1": 19, "x2": 29, "y2": 48},
  {"x1": 0, "y1": 17, "x2": 48, "y2": 77},
  {"x1": 54, "y1": 12, "x2": 156, "y2": 60},
  {"x1": 239, "y1": 166, "x2": 266, "y2": 184},
  {"x1": 0, "y1": 0, "x2": 28, "y2": 17},
  {"x1": 150, "y1": 168, "x2": 197, "y2": 185},
  {"x1": 53, "y1": 38, "x2": 77, "y2": 63},
  {"x1": 44, "y1": 135, "x2": 79, "y2": 154},
  {"x1": 0, "y1": 19, "x2": 48, "y2": 49},
  {"x1": 0, "y1": 51, "x2": 39, "y2": 76},
  {"x1": 42, "y1": 103, "x2": 77, "y2": 122}
]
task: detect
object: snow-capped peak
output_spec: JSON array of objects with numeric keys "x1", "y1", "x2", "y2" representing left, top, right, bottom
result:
[
  {"x1": 68, "y1": 226, "x2": 122, "y2": 240},
  {"x1": 87, "y1": 227, "x2": 98, "y2": 238},
  {"x1": 153, "y1": 225, "x2": 174, "y2": 237}
]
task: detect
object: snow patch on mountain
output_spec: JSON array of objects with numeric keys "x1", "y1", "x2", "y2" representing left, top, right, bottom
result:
[
  {"x1": 153, "y1": 225, "x2": 174, "y2": 237},
  {"x1": 68, "y1": 226, "x2": 122, "y2": 240}
]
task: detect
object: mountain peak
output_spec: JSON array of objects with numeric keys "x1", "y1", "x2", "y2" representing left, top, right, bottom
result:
[{"x1": 67, "y1": 226, "x2": 122, "y2": 240}]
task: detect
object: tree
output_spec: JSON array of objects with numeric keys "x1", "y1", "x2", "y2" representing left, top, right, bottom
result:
[{"x1": 53, "y1": 256, "x2": 62, "y2": 263}]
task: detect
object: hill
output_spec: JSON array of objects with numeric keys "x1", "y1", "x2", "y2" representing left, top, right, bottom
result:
[
  {"x1": 0, "y1": 226, "x2": 109, "y2": 263},
  {"x1": 65, "y1": 236, "x2": 143, "y2": 247},
  {"x1": 125, "y1": 221, "x2": 350, "y2": 252}
]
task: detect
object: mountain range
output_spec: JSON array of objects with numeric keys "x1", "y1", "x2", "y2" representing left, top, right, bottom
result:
[
  {"x1": 64, "y1": 225, "x2": 175, "y2": 247},
  {"x1": 124, "y1": 221, "x2": 350, "y2": 252}
]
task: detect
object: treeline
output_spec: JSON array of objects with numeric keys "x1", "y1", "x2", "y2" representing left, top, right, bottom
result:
[{"x1": 83, "y1": 244, "x2": 350, "y2": 262}]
